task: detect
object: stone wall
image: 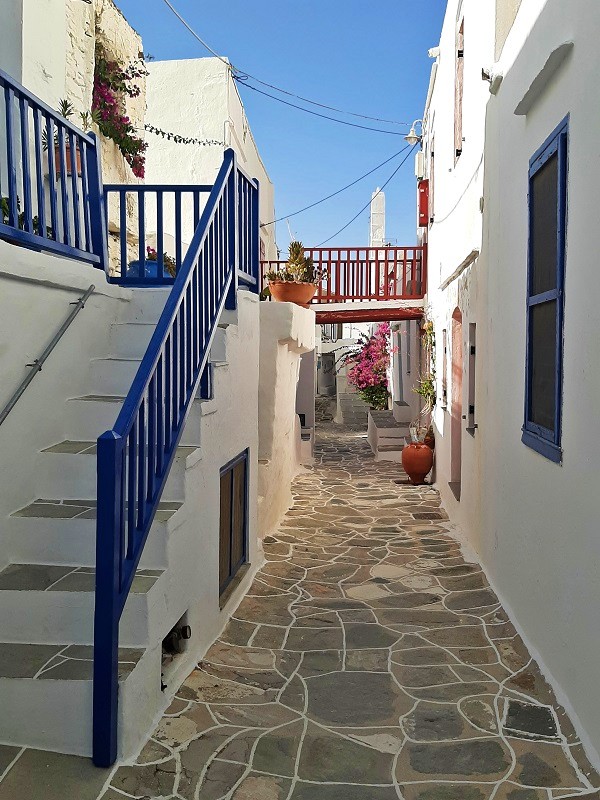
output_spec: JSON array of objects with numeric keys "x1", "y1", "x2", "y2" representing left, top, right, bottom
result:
[{"x1": 65, "y1": 0, "x2": 146, "y2": 272}]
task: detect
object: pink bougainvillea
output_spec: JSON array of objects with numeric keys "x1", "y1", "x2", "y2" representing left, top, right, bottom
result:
[
  {"x1": 93, "y1": 44, "x2": 147, "y2": 178},
  {"x1": 345, "y1": 323, "x2": 391, "y2": 409}
]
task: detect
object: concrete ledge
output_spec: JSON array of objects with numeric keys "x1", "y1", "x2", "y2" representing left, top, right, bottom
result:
[{"x1": 0, "y1": 239, "x2": 131, "y2": 301}]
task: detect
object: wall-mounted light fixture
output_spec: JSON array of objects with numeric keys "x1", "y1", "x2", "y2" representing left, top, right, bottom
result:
[{"x1": 405, "y1": 119, "x2": 424, "y2": 146}]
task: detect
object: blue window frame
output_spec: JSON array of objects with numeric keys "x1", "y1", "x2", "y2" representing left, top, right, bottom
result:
[{"x1": 522, "y1": 117, "x2": 568, "y2": 463}]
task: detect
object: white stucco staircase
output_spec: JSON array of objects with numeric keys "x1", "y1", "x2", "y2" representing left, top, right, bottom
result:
[{"x1": 0, "y1": 287, "x2": 234, "y2": 758}]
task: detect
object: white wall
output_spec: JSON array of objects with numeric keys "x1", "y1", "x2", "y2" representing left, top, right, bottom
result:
[
  {"x1": 145, "y1": 58, "x2": 277, "y2": 258},
  {"x1": 423, "y1": 0, "x2": 600, "y2": 763},
  {"x1": 258, "y1": 303, "x2": 315, "y2": 538},
  {"x1": 478, "y1": 0, "x2": 600, "y2": 761},
  {"x1": 422, "y1": 0, "x2": 493, "y2": 530}
]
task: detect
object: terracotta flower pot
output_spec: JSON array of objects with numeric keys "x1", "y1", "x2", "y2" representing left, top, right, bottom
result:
[
  {"x1": 268, "y1": 281, "x2": 316, "y2": 309},
  {"x1": 54, "y1": 142, "x2": 82, "y2": 178},
  {"x1": 424, "y1": 433, "x2": 435, "y2": 450},
  {"x1": 402, "y1": 442, "x2": 434, "y2": 485}
]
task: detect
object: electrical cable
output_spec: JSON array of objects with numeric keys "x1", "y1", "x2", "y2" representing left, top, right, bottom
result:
[
  {"x1": 315, "y1": 145, "x2": 417, "y2": 246},
  {"x1": 260, "y1": 145, "x2": 411, "y2": 228},
  {"x1": 236, "y1": 82, "x2": 406, "y2": 136},
  {"x1": 160, "y1": 0, "x2": 413, "y2": 128}
]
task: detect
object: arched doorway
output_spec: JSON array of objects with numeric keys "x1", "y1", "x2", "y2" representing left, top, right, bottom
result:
[{"x1": 450, "y1": 308, "x2": 463, "y2": 499}]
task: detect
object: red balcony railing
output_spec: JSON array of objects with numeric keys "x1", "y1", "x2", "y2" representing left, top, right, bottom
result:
[{"x1": 261, "y1": 245, "x2": 426, "y2": 303}]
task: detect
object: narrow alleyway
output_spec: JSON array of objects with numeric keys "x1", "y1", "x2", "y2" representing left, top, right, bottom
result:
[
  {"x1": 1, "y1": 424, "x2": 598, "y2": 799},
  {"x1": 104, "y1": 422, "x2": 599, "y2": 799}
]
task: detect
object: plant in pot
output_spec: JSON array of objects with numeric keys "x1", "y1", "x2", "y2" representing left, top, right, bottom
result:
[
  {"x1": 1, "y1": 196, "x2": 55, "y2": 241},
  {"x1": 127, "y1": 246, "x2": 177, "y2": 280},
  {"x1": 43, "y1": 99, "x2": 101, "y2": 177},
  {"x1": 265, "y1": 241, "x2": 322, "y2": 308},
  {"x1": 402, "y1": 420, "x2": 434, "y2": 485}
]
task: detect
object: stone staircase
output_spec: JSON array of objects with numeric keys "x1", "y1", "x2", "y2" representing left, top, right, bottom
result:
[
  {"x1": 0, "y1": 288, "x2": 233, "y2": 758},
  {"x1": 336, "y1": 391, "x2": 371, "y2": 429}
]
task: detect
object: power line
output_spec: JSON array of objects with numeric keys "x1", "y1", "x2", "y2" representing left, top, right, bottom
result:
[
  {"x1": 315, "y1": 145, "x2": 417, "y2": 247},
  {"x1": 236, "y1": 82, "x2": 407, "y2": 136},
  {"x1": 261, "y1": 145, "x2": 411, "y2": 228},
  {"x1": 159, "y1": 0, "x2": 412, "y2": 128}
]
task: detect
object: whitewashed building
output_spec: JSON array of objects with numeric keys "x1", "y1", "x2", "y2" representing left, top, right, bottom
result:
[
  {"x1": 420, "y1": 0, "x2": 600, "y2": 763},
  {"x1": 0, "y1": 0, "x2": 314, "y2": 764}
]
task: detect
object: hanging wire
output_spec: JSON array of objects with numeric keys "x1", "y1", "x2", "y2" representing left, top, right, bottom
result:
[
  {"x1": 160, "y1": 0, "x2": 413, "y2": 129},
  {"x1": 236, "y1": 82, "x2": 407, "y2": 136},
  {"x1": 315, "y1": 145, "x2": 417, "y2": 246},
  {"x1": 260, "y1": 145, "x2": 411, "y2": 227}
]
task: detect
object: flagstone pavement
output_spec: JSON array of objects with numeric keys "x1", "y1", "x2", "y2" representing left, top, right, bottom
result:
[{"x1": 1, "y1": 421, "x2": 599, "y2": 799}]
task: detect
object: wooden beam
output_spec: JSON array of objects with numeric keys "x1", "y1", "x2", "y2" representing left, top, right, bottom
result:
[{"x1": 314, "y1": 307, "x2": 424, "y2": 324}]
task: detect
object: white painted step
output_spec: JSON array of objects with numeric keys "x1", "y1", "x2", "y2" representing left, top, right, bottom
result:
[
  {"x1": 109, "y1": 321, "x2": 156, "y2": 359},
  {"x1": 0, "y1": 562, "x2": 167, "y2": 647},
  {"x1": 66, "y1": 394, "x2": 204, "y2": 444},
  {"x1": 120, "y1": 287, "x2": 170, "y2": 323},
  {"x1": 35, "y1": 442, "x2": 197, "y2": 501},
  {"x1": 6, "y1": 497, "x2": 183, "y2": 569},
  {"x1": 0, "y1": 641, "x2": 159, "y2": 757}
]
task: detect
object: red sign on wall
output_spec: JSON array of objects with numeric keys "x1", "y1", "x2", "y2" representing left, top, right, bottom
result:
[{"x1": 418, "y1": 179, "x2": 429, "y2": 227}]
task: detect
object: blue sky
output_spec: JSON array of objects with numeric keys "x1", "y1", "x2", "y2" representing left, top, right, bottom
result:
[{"x1": 116, "y1": 0, "x2": 447, "y2": 251}]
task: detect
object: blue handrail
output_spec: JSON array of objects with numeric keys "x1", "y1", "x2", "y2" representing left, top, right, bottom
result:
[
  {"x1": 93, "y1": 148, "x2": 259, "y2": 766},
  {"x1": 0, "y1": 68, "x2": 107, "y2": 268},
  {"x1": 104, "y1": 184, "x2": 213, "y2": 285}
]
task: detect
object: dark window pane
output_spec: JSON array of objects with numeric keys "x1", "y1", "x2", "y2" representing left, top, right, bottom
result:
[
  {"x1": 531, "y1": 154, "x2": 558, "y2": 295},
  {"x1": 219, "y1": 471, "x2": 232, "y2": 593},
  {"x1": 530, "y1": 300, "x2": 557, "y2": 432},
  {"x1": 231, "y1": 460, "x2": 246, "y2": 569}
]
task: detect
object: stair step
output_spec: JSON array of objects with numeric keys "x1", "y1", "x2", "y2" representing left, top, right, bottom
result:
[
  {"x1": 11, "y1": 498, "x2": 182, "y2": 523},
  {"x1": 0, "y1": 642, "x2": 143, "y2": 680},
  {"x1": 66, "y1": 394, "x2": 203, "y2": 443},
  {"x1": 0, "y1": 640, "x2": 158, "y2": 756},
  {"x1": 0, "y1": 561, "x2": 166, "y2": 646},
  {"x1": 5, "y1": 514, "x2": 171, "y2": 569},
  {"x1": 36, "y1": 441, "x2": 197, "y2": 501}
]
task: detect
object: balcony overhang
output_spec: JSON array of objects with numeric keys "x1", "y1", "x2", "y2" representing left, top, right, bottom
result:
[{"x1": 314, "y1": 305, "x2": 424, "y2": 325}]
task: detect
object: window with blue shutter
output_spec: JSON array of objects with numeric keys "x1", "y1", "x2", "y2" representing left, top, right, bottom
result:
[{"x1": 522, "y1": 117, "x2": 568, "y2": 463}]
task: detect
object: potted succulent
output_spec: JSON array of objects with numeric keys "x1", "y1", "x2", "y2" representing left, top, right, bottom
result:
[
  {"x1": 265, "y1": 241, "x2": 322, "y2": 308},
  {"x1": 43, "y1": 99, "x2": 101, "y2": 177},
  {"x1": 127, "y1": 246, "x2": 177, "y2": 279},
  {"x1": 402, "y1": 422, "x2": 434, "y2": 485}
]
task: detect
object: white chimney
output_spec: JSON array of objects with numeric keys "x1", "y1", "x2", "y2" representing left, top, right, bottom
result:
[{"x1": 369, "y1": 188, "x2": 386, "y2": 247}]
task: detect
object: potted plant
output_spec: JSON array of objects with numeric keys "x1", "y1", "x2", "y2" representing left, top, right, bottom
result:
[
  {"x1": 402, "y1": 421, "x2": 434, "y2": 485},
  {"x1": 127, "y1": 246, "x2": 177, "y2": 280},
  {"x1": 43, "y1": 99, "x2": 101, "y2": 177},
  {"x1": 1, "y1": 196, "x2": 54, "y2": 242},
  {"x1": 265, "y1": 241, "x2": 322, "y2": 308}
]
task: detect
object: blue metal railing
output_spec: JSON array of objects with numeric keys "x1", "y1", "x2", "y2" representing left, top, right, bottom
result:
[
  {"x1": 93, "y1": 148, "x2": 259, "y2": 767},
  {"x1": 104, "y1": 184, "x2": 213, "y2": 285},
  {"x1": 0, "y1": 68, "x2": 107, "y2": 268}
]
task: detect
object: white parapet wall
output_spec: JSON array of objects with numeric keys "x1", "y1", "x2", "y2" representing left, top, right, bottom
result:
[
  {"x1": 258, "y1": 302, "x2": 316, "y2": 539},
  {"x1": 145, "y1": 57, "x2": 277, "y2": 260}
]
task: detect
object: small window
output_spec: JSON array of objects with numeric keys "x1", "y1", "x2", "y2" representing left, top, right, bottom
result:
[
  {"x1": 467, "y1": 323, "x2": 476, "y2": 431},
  {"x1": 522, "y1": 117, "x2": 568, "y2": 463},
  {"x1": 219, "y1": 450, "x2": 249, "y2": 598}
]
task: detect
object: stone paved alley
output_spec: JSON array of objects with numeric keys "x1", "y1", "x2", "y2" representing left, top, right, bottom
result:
[{"x1": 1, "y1": 422, "x2": 599, "y2": 799}]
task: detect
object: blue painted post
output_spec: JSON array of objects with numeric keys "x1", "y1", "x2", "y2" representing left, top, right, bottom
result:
[
  {"x1": 86, "y1": 133, "x2": 109, "y2": 272},
  {"x1": 93, "y1": 431, "x2": 123, "y2": 767},
  {"x1": 225, "y1": 149, "x2": 238, "y2": 311},
  {"x1": 251, "y1": 178, "x2": 260, "y2": 292}
]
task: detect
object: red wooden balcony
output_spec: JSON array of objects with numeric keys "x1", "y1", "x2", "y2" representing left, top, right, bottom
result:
[{"x1": 261, "y1": 245, "x2": 427, "y2": 304}]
